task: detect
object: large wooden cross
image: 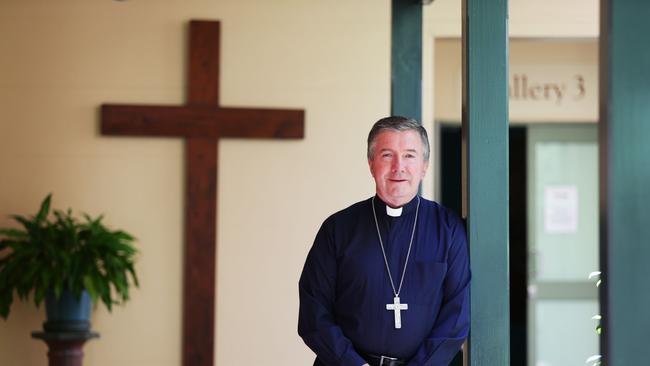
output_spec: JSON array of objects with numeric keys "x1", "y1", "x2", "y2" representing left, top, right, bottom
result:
[{"x1": 100, "y1": 20, "x2": 304, "y2": 366}]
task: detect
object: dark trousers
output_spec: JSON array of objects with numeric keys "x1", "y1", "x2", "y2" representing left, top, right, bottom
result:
[{"x1": 313, "y1": 355, "x2": 409, "y2": 366}]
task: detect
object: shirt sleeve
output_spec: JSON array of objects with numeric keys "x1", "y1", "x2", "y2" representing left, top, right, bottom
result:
[
  {"x1": 298, "y1": 220, "x2": 367, "y2": 366},
  {"x1": 406, "y1": 215, "x2": 471, "y2": 366}
]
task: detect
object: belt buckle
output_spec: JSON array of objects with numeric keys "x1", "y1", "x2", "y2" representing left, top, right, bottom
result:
[{"x1": 379, "y1": 355, "x2": 397, "y2": 366}]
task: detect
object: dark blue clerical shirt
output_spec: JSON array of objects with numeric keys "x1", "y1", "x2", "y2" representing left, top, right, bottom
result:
[{"x1": 298, "y1": 196, "x2": 470, "y2": 366}]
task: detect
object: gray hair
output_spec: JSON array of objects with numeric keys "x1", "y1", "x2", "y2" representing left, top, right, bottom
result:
[{"x1": 367, "y1": 116, "x2": 430, "y2": 161}]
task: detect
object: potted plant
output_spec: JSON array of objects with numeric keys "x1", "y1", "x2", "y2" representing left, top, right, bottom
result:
[{"x1": 0, "y1": 194, "x2": 139, "y2": 331}]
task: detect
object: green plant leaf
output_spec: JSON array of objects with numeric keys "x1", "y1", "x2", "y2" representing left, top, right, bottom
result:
[
  {"x1": 82, "y1": 275, "x2": 98, "y2": 302},
  {"x1": 0, "y1": 228, "x2": 28, "y2": 239},
  {"x1": 35, "y1": 194, "x2": 52, "y2": 223},
  {"x1": 0, "y1": 300, "x2": 10, "y2": 319},
  {"x1": 54, "y1": 282, "x2": 63, "y2": 300},
  {"x1": 34, "y1": 286, "x2": 45, "y2": 306},
  {"x1": 127, "y1": 263, "x2": 139, "y2": 287},
  {"x1": 10, "y1": 215, "x2": 34, "y2": 233}
]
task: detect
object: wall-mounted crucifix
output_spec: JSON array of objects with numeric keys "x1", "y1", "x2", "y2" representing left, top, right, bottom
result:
[{"x1": 100, "y1": 20, "x2": 304, "y2": 366}]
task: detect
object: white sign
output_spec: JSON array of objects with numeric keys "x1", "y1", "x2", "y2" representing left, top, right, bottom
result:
[
  {"x1": 508, "y1": 64, "x2": 598, "y2": 122},
  {"x1": 544, "y1": 185, "x2": 579, "y2": 234},
  {"x1": 434, "y1": 39, "x2": 599, "y2": 123}
]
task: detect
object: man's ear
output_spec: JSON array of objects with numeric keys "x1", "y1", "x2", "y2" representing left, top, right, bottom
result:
[
  {"x1": 421, "y1": 160, "x2": 429, "y2": 178},
  {"x1": 368, "y1": 159, "x2": 375, "y2": 177}
]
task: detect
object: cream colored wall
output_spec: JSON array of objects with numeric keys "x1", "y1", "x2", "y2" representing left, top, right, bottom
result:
[
  {"x1": 0, "y1": 0, "x2": 598, "y2": 365},
  {"x1": 0, "y1": 1, "x2": 388, "y2": 365}
]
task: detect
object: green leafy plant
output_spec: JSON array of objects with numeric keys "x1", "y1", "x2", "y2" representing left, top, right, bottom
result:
[
  {"x1": 0, "y1": 194, "x2": 139, "y2": 319},
  {"x1": 586, "y1": 271, "x2": 603, "y2": 366}
]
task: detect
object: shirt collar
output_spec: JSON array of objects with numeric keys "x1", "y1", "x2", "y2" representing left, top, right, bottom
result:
[{"x1": 372, "y1": 195, "x2": 420, "y2": 217}]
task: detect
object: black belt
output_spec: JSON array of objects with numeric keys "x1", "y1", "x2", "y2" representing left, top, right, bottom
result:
[{"x1": 359, "y1": 352, "x2": 408, "y2": 366}]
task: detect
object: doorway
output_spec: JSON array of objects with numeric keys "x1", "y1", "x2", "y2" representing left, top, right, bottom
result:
[{"x1": 439, "y1": 123, "x2": 598, "y2": 366}]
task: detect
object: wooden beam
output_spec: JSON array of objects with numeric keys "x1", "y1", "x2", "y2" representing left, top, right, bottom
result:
[
  {"x1": 599, "y1": 0, "x2": 650, "y2": 364},
  {"x1": 183, "y1": 21, "x2": 219, "y2": 366},
  {"x1": 462, "y1": 1, "x2": 510, "y2": 365},
  {"x1": 101, "y1": 105, "x2": 304, "y2": 138},
  {"x1": 183, "y1": 137, "x2": 217, "y2": 366},
  {"x1": 188, "y1": 20, "x2": 220, "y2": 105}
]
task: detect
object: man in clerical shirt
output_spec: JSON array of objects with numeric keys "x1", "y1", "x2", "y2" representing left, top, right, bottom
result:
[{"x1": 298, "y1": 116, "x2": 471, "y2": 366}]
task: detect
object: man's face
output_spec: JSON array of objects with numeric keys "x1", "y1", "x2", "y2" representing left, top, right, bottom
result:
[{"x1": 368, "y1": 129, "x2": 428, "y2": 208}]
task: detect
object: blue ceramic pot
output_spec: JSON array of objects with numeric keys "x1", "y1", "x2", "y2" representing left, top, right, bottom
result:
[{"x1": 43, "y1": 289, "x2": 92, "y2": 332}]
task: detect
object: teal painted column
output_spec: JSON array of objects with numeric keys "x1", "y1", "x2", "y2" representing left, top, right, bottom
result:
[
  {"x1": 391, "y1": 0, "x2": 422, "y2": 120},
  {"x1": 462, "y1": 1, "x2": 510, "y2": 365},
  {"x1": 600, "y1": 1, "x2": 650, "y2": 365}
]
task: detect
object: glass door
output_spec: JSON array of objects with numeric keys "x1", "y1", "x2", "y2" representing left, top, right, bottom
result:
[{"x1": 527, "y1": 124, "x2": 599, "y2": 366}]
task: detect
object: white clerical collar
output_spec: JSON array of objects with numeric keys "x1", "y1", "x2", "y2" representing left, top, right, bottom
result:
[{"x1": 386, "y1": 205, "x2": 403, "y2": 217}]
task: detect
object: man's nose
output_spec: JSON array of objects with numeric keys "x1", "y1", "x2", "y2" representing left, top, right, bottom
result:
[{"x1": 391, "y1": 156, "x2": 404, "y2": 172}]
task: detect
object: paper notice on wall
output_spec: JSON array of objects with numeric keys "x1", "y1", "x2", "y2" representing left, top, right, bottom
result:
[{"x1": 544, "y1": 185, "x2": 579, "y2": 234}]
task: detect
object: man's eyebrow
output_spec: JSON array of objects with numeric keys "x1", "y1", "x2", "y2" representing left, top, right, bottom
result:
[{"x1": 379, "y1": 148, "x2": 418, "y2": 153}]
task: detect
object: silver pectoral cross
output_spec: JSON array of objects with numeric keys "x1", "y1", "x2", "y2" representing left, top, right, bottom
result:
[{"x1": 386, "y1": 296, "x2": 408, "y2": 329}]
